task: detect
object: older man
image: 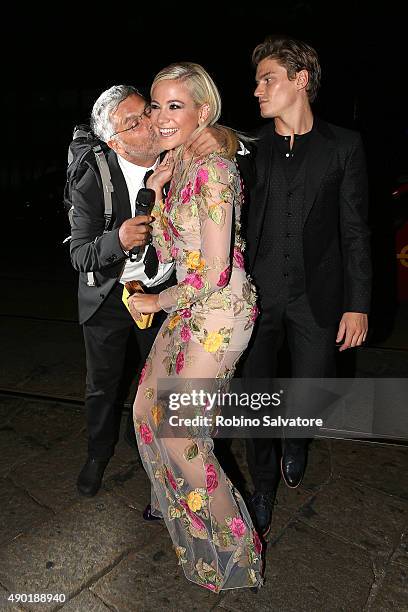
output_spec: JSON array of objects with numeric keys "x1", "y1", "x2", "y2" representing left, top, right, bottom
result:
[{"x1": 70, "y1": 85, "x2": 228, "y2": 496}]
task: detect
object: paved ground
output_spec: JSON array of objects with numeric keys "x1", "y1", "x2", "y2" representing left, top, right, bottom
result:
[{"x1": 0, "y1": 250, "x2": 407, "y2": 611}]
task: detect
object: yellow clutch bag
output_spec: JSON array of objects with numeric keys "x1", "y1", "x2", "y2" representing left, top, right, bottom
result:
[{"x1": 122, "y1": 281, "x2": 154, "y2": 329}]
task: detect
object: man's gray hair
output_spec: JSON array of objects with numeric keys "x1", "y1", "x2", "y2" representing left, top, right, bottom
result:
[{"x1": 90, "y1": 85, "x2": 143, "y2": 142}]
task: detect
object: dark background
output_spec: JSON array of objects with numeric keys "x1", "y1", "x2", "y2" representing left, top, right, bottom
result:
[{"x1": 2, "y1": 1, "x2": 408, "y2": 342}]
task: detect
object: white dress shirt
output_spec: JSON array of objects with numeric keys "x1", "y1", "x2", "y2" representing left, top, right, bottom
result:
[{"x1": 117, "y1": 155, "x2": 174, "y2": 287}]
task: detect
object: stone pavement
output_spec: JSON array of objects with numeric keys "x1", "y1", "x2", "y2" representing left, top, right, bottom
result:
[
  {"x1": 0, "y1": 397, "x2": 407, "y2": 612},
  {"x1": 0, "y1": 253, "x2": 408, "y2": 611}
]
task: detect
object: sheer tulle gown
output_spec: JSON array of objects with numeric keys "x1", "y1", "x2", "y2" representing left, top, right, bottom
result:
[{"x1": 133, "y1": 153, "x2": 263, "y2": 592}]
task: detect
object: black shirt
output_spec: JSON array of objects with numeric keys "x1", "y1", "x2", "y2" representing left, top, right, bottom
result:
[{"x1": 274, "y1": 129, "x2": 313, "y2": 183}]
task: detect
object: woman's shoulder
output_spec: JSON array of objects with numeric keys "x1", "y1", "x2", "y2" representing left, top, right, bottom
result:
[{"x1": 193, "y1": 152, "x2": 237, "y2": 175}]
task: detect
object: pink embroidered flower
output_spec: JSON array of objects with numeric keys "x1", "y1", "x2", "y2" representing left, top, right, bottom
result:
[
  {"x1": 230, "y1": 517, "x2": 247, "y2": 538},
  {"x1": 190, "y1": 512, "x2": 205, "y2": 530},
  {"x1": 164, "y1": 194, "x2": 172, "y2": 212},
  {"x1": 204, "y1": 584, "x2": 217, "y2": 592},
  {"x1": 168, "y1": 219, "x2": 180, "y2": 238},
  {"x1": 250, "y1": 305, "x2": 259, "y2": 322},
  {"x1": 181, "y1": 325, "x2": 191, "y2": 342},
  {"x1": 156, "y1": 249, "x2": 163, "y2": 263},
  {"x1": 205, "y1": 464, "x2": 218, "y2": 493},
  {"x1": 233, "y1": 247, "x2": 245, "y2": 269},
  {"x1": 180, "y1": 308, "x2": 192, "y2": 319},
  {"x1": 176, "y1": 351, "x2": 185, "y2": 374},
  {"x1": 184, "y1": 272, "x2": 204, "y2": 290},
  {"x1": 139, "y1": 423, "x2": 153, "y2": 444},
  {"x1": 194, "y1": 168, "x2": 209, "y2": 194},
  {"x1": 253, "y1": 529, "x2": 262, "y2": 554},
  {"x1": 163, "y1": 230, "x2": 171, "y2": 242},
  {"x1": 138, "y1": 363, "x2": 147, "y2": 386},
  {"x1": 180, "y1": 500, "x2": 205, "y2": 530},
  {"x1": 217, "y1": 266, "x2": 230, "y2": 287},
  {"x1": 171, "y1": 245, "x2": 179, "y2": 258},
  {"x1": 216, "y1": 159, "x2": 228, "y2": 169},
  {"x1": 181, "y1": 182, "x2": 193, "y2": 203},
  {"x1": 166, "y1": 468, "x2": 177, "y2": 491}
]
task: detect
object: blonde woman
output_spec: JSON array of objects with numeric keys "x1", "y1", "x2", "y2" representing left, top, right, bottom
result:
[{"x1": 130, "y1": 63, "x2": 262, "y2": 592}]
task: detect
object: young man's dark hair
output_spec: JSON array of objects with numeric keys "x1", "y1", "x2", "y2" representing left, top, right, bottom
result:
[{"x1": 252, "y1": 35, "x2": 321, "y2": 102}]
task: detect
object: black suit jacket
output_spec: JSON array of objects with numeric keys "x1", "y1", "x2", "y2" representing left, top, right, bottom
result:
[
  {"x1": 69, "y1": 149, "x2": 135, "y2": 324},
  {"x1": 242, "y1": 118, "x2": 372, "y2": 327}
]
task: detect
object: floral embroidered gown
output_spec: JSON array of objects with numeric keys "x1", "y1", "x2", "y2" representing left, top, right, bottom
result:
[{"x1": 133, "y1": 153, "x2": 263, "y2": 592}]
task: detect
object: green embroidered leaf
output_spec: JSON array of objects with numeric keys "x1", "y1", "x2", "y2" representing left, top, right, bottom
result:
[
  {"x1": 183, "y1": 442, "x2": 199, "y2": 461},
  {"x1": 154, "y1": 467, "x2": 165, "y2": 484},
  {"x1": 168, "y1": 505, "x2": 182, "y2": 520},
  {"x1": 189, "y1": 526, "x2": 208, "y2": 540},
  {"x1": 195, "y1": 487, "x2": 208, "y2": 498},
  {"x1": 208, "y1": 164, "x2": 219, "y2": 183},
  {"x1": 175, "y1": 546, "x2": 187, "y2": 564},
  {"x1": 242, "y1": 281, "x2": 252, "y2": 301},
  {"x1": 218, "y1": 530, "x2": 234, "y2": 548},
  {"x1": 195, "y1": 558, "x2": 218, "y2": 580},
  {"x1": 208, "y1": 204, "x2": 224, "y2": 225},
  {"x1": 220, "y1": 186, "x2": 232, "y2": 203},
  {"x1": 248, "y1": 568, "x2": 258, "y2": 585},
  {"x1": 199, "y1": 508, "x2": 210, "y2": 520}
]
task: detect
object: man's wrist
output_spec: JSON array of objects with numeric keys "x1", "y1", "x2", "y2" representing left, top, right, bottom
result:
[{"x1": 119, "y1": 237, "x2": 130, "y2": 256}]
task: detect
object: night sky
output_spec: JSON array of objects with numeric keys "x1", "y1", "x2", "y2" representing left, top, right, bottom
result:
[{"x1": 2, "y1": 2, "x2": 407, "y2": 244}]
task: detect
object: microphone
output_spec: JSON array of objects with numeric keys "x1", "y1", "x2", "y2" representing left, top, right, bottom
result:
[{"x1": 129, "y1": 187, "x2": 156, "y2": 262}]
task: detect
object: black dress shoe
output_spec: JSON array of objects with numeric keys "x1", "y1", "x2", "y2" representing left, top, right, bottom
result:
[
  {"x1": 77, "y1": 457, "x2": 109, "y2": 497},
  {"x1": 142, "y1": 503, "x2": 162, "y2": 521},
  {"x1": 248, "y1": 491, "x2": 276, "y2": 539},
  {"x1": 281, "y1": 441, "x2": 308, "y2": 488}
]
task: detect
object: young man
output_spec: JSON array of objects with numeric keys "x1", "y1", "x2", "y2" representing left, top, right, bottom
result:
[
  {"x1": 70, "y1": 85, "x2": 229, "y2": 496},
  {"x1": 242, "y1": 36, "x2": 372, "y2": 538}
]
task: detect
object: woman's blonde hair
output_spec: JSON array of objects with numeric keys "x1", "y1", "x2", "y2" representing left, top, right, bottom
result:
[
  {"x1": 151, "y1": 62, "x2": 252, "y2": 159},
  {"x1": 151, "y1": 62, "x2": 222, "y2": 130}
]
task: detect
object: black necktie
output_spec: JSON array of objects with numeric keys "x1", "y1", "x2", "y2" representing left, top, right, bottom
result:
[{"x1": 143, "y1": 169, "x2": 159, "y2": 279}]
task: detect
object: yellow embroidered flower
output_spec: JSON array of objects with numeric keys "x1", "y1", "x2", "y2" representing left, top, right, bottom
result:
[
  {"x1": 203, "y1": 331, "x2": 223, "y2": 353},
  {"x1": 151, "y1": 404, "x2": 164, "y2": 427},
  {"x1": 144, "y1": 387, "x2": 154, "y2": 400},
  {"x1": 186, "y1": 251, "x2": 205, "y2": 271},
  {"x1": 168, "y1": 314, "x2": 181, "y2": 330},
  {"x1": 175, "y1": 545, "x2": 186, "y2": 559},
  {"x1": 186, "y1": 490, "x2": 203, "y2": 512}
]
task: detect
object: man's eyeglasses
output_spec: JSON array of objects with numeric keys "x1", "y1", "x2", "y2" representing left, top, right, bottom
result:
[{"x1": 110, "y1": 104, "x2": 152, "y2": 138}]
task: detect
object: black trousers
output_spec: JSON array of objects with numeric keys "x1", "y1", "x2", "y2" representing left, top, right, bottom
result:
[
  {"x1": 82, "y1": 278, "x2": 173, "y2": 459},
  {"x1": 242, "y1": 289, "x2": 337, "y2": 492}
]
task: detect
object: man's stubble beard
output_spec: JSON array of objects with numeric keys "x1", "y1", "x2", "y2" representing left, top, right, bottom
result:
[{"x1": 119, "y1": 133, "x2": 163, "y2": 164}]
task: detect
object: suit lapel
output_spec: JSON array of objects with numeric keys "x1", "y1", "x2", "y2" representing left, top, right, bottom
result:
[
  {"x1": 108, "y1": 150, "x2": 132, "y2": 222},
  {"x1": 248, "y1": 125, "x2": 274, "y2": 266},
  {"x1": 302, "y1": 119, "x2": 336, "y2": 225}
]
